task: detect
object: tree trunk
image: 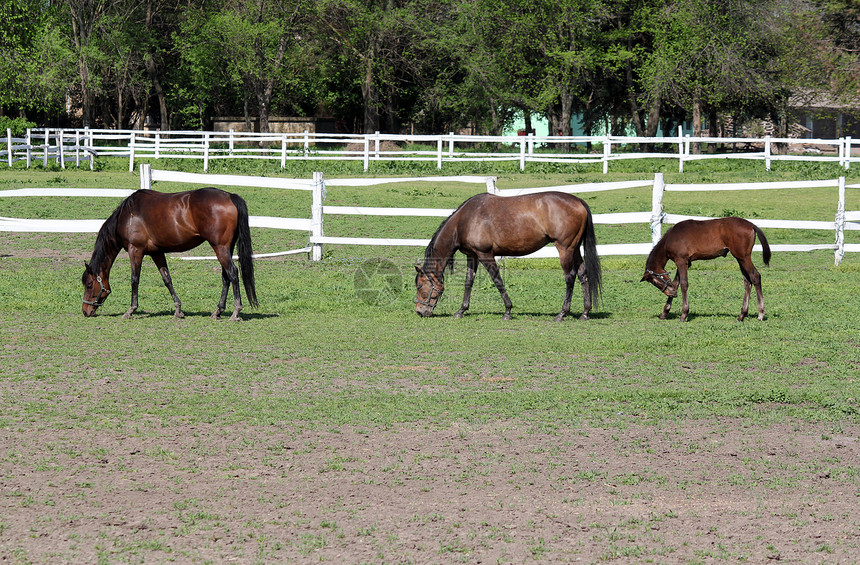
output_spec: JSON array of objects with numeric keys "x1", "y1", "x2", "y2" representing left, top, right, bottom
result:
[
  {"x1": 707, "y1": 109, "x2": 719, "y2": 153},
  {"x1": 144, "y1": 55, "x2": 168, "y2": 129},
  {"x1": 691, "y1": 97, "x2": 703, "y2": 154},
  {"x1": 144, "y1": 3, "x2": 168, "y2": 130},
  {"x1": 362, "y1": 47, "x2": 380, "y2": 133}
]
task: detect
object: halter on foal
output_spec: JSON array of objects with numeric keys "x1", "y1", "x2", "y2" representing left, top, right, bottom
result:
[
  {"x1": 82, "y1": 187, "x2": 257, "y2": 320},
  {"x1": 641, "y1": 217, "x2": 770, "y2": 322},
  {"x1": 415, "y1": 191, "x2": 602, "y2": 321}
]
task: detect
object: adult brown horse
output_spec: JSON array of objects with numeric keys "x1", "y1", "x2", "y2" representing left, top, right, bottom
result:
[
  {"x1": 641, "y1": 217, "x2": 770, "y2": 322},
  {"x1": 415, "y1": 191, "x2": 601, "y2": 321},
  {"x1": 82, "y1": 187, "x2": 257, "y2": 320}
]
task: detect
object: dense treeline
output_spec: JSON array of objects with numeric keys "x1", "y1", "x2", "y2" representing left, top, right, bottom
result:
[{"x1": 0, "y1": 0, "x2": 857, "y2": 136}]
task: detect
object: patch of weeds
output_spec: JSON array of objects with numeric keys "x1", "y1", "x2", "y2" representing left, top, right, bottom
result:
[
  {"x1": 297, "y1": 533, "x2": 326, "y2": 555},
  {"x1": 530, "y1": 537, "x2": 550, "y2": 558}
]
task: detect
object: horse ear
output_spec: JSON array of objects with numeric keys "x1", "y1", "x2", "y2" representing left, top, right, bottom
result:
[{"x1": 415, "y1": 265, "x2": 422, "y2": 274}]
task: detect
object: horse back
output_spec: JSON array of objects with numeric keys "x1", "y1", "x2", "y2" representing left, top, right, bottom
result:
[
  {"x1": 455, "y1": 192, "x2": 589, "y2": 255},
  {"x1": 120, "y1": 188, "x2": 238, "y2": 252},
  {"x1": 665, "y1": 217, "x2": 758, "y2": 261}
]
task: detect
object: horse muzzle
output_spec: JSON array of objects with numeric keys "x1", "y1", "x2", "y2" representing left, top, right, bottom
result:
[{"x1": 415, "y1": 303, "x2": 435, "y2": 317}]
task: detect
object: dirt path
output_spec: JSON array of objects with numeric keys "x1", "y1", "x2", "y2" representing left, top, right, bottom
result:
[{"x1": 1, "y1": 420, "x2": 858, "y2": 563}]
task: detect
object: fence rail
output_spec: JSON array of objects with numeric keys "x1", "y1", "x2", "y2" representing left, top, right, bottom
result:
[
  {"x1": 2, "y1": 165, "x2": 859, "y2": 265},
  {"x1": 3, "y1": 127, "x2": 857, "y2": 173}
]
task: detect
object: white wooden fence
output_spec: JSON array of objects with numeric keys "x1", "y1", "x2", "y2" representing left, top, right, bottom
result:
[
  {"x1": 2, "y1": 164, "x2": 858, "y2": 265},
  {"x1": 1, "y1": 128, "x2": 94, "y2": 169},
  {"x1": 3, "y1": 127, "x2": 857, "y2": 173}
]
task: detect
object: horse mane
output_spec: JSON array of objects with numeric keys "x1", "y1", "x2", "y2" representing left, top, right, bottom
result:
[
  {"x1": 644, "y1": 234, "x2": 667, "y2": 270},
  {"x1": 87, "y1": 194, "x2": 133, "y2": 273},
  {"x1": 422, "y1": 195, "x2": 480, "y2": 276}
]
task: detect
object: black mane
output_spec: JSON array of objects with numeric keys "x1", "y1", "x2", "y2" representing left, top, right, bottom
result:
[
  {"x1": 86, "y1": 194, "x2": 133, "y2": 274},
  {"x1": 422, "y1": 194, "x2": 481, "y2": 275}
]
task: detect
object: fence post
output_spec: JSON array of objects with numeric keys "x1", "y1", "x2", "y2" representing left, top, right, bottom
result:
[
  {"x1": 650, "y1": 173, "x2": 665, "y2": 246},
  {"x1": 86, "y1": 127, "x2": 93, "y2": 170},
  {"x1": 602, "y1": 136, "x2": 610, "y2": 174},
  {"x1": 764, "y1": 135, "x2": 772, "y2": 171},
  {"x1": 485, "y1": 176, "x2": 498, "y2": 195},
  {"x1": 835, "y1": 176, "x2": 846, "y2": 265},
  {"x1": 437, "y1": 137, "x2": 443, "y2": 169},
  {"x1": 203, "y1": 132, "x2": 210, "y2": 171},
  {"x1": 281, "y1": 134, "x2": 287, "y2": 169},
  {"x1": 519, "y1": 136, "x2": 526, "y2": 171},
  {"x1": 129, "y1": 131, "x2": 136, "y2": 172},
  {"x1": 844, "y1": 137, "x2": 852, "y2": 170},
  {"x1": 58, "y1": 130, "x2": 65, "y2": 169},
  {"x1": 229, "y1": 129, "x2": 235, "y2": 156},
  {"x1": 677, "y1": 126, "x2": 685, "y2": 173},
  {"x1": 304, "y1": 129, "x2": 310, "y2": 158},
  {"x1": 5, "y1": 128, "x2": 11, "y2": 167},
  {"x1": 43, "y1": 128, "x2": 49, "y2": 167},
  {"x1": 25, "y1": 128, "x2": 31, "y2": 168},
  {"x1": 74, "y1": 130, "x2": 81, "y2": 167},
  {"x1": 448, "y1": 132, "x2": 454, "y2": 158},
  {"x1": 362, "y1": 136, "x2": 369, "y2": 171},
  {"x1": 311, "y1": 171, "x2": 325, "y2": 261},
  {"x1": 140, "y1": 163, "x2": 152, "y2": 190}
]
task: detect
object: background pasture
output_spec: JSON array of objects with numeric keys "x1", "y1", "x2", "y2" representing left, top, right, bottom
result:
[{"x1": 1, "y1": 158, "x2": 859, "y2": 563}]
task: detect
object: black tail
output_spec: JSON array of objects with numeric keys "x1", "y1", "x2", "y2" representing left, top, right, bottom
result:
[
  {"x1": 753, "y1": 225, "x2": 771, "y2": 266},
  {"x1": 581, "y1": 203, "x2": 602, "y2": 307},
  {"x1": 231, "y1": 193, "x2": 258, "y2": 308}
]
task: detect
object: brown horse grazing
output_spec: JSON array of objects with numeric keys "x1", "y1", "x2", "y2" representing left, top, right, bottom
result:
[
  {"x1": 641, "y1": 217, "x2": 770, "y2": 322},
  {"x1": 415, "y1": 191, "x2": 601, "y2": 321},
  {"x1": 82, "y1": 187, "x2": 257, "y2": 320}
]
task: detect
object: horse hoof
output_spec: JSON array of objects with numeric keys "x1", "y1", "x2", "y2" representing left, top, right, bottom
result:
[
  {"x1": 210, "y1": 313, "x2": 221, "y2": 320},
  {"x1": 453, "y1": 312, "x2": 464, "y2": 319},
  {"x1": 502, "y1": 314, "x2": 512, "y2": 321},
  {"x1": 175, "y1": 312, "x2": 185, "y2": 319},
  {"x1": 229, "y1": 315, "x2": 242, "y2": 321},
  {"x1": 578, "y1": 314, "x2": 589, "y2": 321}
]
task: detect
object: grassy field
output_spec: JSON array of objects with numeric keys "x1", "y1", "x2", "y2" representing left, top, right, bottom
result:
[{"x1": 1, "y1": 157, "x2": 860, "y2": 563}]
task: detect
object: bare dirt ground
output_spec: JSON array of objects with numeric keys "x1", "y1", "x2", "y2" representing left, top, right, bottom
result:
[{"x1": 1, "y1": 419, "x2": 858, "y2": 564}]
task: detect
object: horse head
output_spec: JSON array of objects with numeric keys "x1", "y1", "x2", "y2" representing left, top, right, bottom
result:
[
  {"x1": 82, "y1": 262, "x2": 112, "y2": 317},
  {"x1": 641, "y1": 269, "x2": 678, "y2": 298},
  {"x1": 415, "y1": 265, "x2": 444, "y2": 317}
]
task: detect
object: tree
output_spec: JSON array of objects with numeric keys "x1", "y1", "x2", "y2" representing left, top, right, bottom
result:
[
  {"x1": 179, "y1": 0, "x2": 314, "y2": 133},
  {"x1": 0, "y1": 0, "x2": 74, "y2": 117}
]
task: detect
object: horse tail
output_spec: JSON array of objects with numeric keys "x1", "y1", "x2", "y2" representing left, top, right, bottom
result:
[
  {"x1": 231, "y1": 193, "x2": 258, "y2": 308},
  {"x1": 753, "y1": 224, "x2": 771, "y2": 267},
  {"x1": 581, "y1": 202, "x2": 602, "y2": 306}
]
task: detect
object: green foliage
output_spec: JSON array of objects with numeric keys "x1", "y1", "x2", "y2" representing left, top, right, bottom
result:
[{"x1": 0, "y1": 116, "x2": 35, "y2": 136}]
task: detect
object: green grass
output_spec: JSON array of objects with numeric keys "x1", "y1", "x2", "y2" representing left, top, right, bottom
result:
[{"x1": 2, "y1": 157, "x2": 860, "y2": 433}]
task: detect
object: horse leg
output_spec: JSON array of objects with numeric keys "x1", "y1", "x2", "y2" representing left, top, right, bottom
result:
[
  {"x1": 737, "y1": 257, "x2": 764, "y2": 321},
  {"x1": 479, "y1": 255, "x2": 513, "y2": 320},
  {"x1": 151, "y1": 253, "x2": 184, "y2": 318},
  {"x1": 212, "y1": 247, "x2": 243, "y2": 321},
  {"x1": 677, "y1": 262, "x2": 691, "y2": 322},
  {"x1": 554, "y1": 248, "x2": 580, "y2": 322},
  {"x1": 659, "y1": 272, "x2": 679, "y2": 320},
  {"x1": 454, "y1": 255, "x2": 477, "y2": 318},
  {"x1": 753, "y1": 270, "x2": 765, "y2": 321},
  {"x1": 124, "y1": 248, "x2": 143, "y2": 319}
]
